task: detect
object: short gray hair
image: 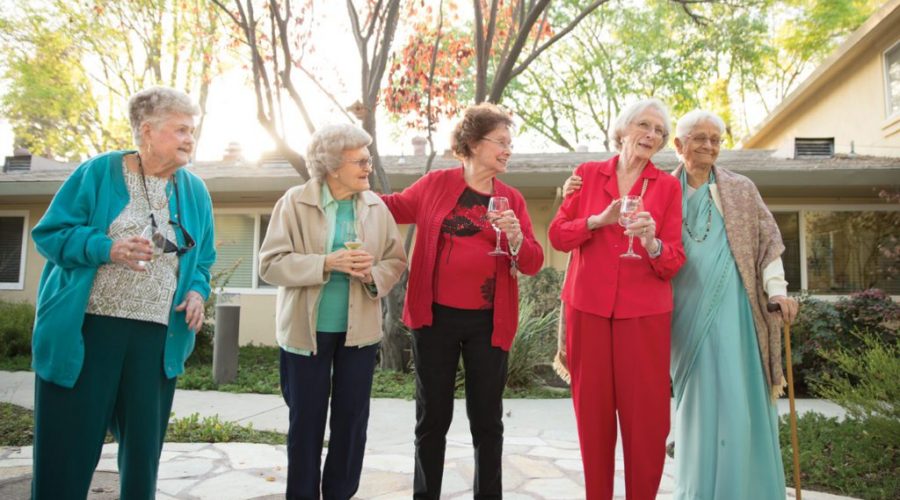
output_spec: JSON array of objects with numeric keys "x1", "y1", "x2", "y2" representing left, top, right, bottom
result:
[
  {"x1": 128, "y1": 86, "x2": 200, "y2": 146},
  {"x1": 612, "y1": 98, "x2": 672, "y2": 151},
  {"x1": 307, "y1": 124, "x2": 373, "y2": 181},
  {"x1": 675, "y1": 109, "x2": 726, "y2": 142}
]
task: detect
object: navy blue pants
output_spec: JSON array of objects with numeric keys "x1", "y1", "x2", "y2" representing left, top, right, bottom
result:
[{"x1": 280, "y1": 332, "x2": 379, "y2": 500}]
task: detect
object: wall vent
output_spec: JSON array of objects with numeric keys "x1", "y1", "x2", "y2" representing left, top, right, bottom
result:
[{"x1": 794, "y1": 138, "x2": 834, "y2": 158}]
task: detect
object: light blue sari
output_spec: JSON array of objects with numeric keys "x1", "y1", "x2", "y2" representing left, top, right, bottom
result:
[{"x1": 671, "y1": 169, "x2": 785, "y2": 500}]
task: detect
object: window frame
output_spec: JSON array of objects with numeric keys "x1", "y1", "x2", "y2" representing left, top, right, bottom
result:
[
  {"x1": 884, "y1": 39, "x2": 900, "y2": 119},
  {"x1": 212, "y1": 208, "x2": 276, "y2": 295},
  {"x1": 0, "y1": 210, "x2": 29, "y2": 291},
  {"x1": 767, "y1": 203, "x2": 900, "y2": 298}
]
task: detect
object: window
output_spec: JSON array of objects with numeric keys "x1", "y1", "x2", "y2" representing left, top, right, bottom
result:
[
  {"x1": 885, "y1": 41, "x2": 900, "y2": 117},
  {"x1": 804, "y1": 210, "x2": 900, "y2": 294},
  {"x1": 209, "y1": 212, "x2": 274, "y2": 291},
  {"x1": 773, "y1": 212, "x2": 801, "y2": 293},
  {"x1": 0, "y1": 213, "x2": 28, "y2": 290}
]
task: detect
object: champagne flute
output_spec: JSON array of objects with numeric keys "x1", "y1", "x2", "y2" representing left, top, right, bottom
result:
[
  {"x1": 487, "y1": 196, "x2": 510, "y2": 256},
  {"x1": 341, "y1": 220, "x2": 363, "y2": 250},
  {"x1": 619, "y1": 195, "x2": 642, "y2": 259}
]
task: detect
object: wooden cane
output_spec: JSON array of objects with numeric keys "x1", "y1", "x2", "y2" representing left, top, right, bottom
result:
[{"x1": 768, "y1": 302, "x2": 802, "y2": 499}]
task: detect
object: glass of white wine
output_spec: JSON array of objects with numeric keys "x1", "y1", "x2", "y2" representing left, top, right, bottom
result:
[
  {"x1": 341, "y1": 220, "x2": 363, "y2": 250},
  {"x1": 619, "y1": 195, "x2": 642, "y2": 259},
  {"x1": 487, "y1": 196, "x2": 510, "y2": 256},
  {"x1": 136, "y1": 223, "x2": 163, "y2": 269}
]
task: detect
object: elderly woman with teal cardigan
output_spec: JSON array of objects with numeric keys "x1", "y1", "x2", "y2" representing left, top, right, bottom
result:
[
  {"x1": 670, "y1": 110, "x2": 798, "y2": 500},
  {"x1": 30, "y1": 86, "x2": 216, "y2": 500}
]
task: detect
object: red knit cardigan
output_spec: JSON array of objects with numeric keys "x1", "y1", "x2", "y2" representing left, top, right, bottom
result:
[{"x1": 381, "y1": 167, "x2": 544, "y2": 350}]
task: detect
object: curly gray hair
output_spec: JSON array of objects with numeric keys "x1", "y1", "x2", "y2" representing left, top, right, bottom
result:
[
  {"x1": 611, "y1": 98, "x2": 672, "y2": 152},
  {"x1": 128, "y1": 86, "x2": 200, "y2": 146},
  {"x1": 307, "y1": 124, "x2": 373, "y2": 181},
  {"x1": 674, "y1": 109, "x2": 726, "y2": 142}
]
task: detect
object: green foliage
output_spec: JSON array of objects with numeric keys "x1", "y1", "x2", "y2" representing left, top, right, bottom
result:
[
  {"x1": 0, "y1": 402, "x2": 33, "y2": 446},
  {"x1": 517, "y1": 267, "x2": 565, "y2": 319},
  {"x1": 0, "y1": 301, "x2": 34, "y2": 359},
  {"x1": 506, "y1": 299, "x2": 560, "y2": 389},
  {"x1": 166, "y1": 412, "x2": 285, "y2": 445},
  {"x1": 811, "y1": 329, "x2": 900, "y2": 443},
  {"x1": 179, "y1": 344, "x2": 280, "y2": 394},
  {"x1": 371, "y1": 369, "x2": 417, "y2": 399},
  {"x1": 779, "y1": 413, "x2": 900, "y2": 499},
  {"x1": 789, "y1": 289, "x2": 898, "y2": 394}
]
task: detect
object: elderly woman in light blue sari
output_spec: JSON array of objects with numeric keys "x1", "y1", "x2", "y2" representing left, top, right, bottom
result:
[{"x1": 670, "y1": 110, "x2": 798, "y2": 500}]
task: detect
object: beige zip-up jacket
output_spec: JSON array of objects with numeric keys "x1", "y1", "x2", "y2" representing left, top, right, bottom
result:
[{"x1": 258, "y1": 179, "x2": 407, "y2": 353}]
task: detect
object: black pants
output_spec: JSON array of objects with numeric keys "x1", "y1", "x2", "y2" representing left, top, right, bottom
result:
[
  {"x1": 413, "y1": 304, "x2": 509, "y2": 499},
  {"x1": 280, "y1": 333, "x2": 379, "y2": 500}
]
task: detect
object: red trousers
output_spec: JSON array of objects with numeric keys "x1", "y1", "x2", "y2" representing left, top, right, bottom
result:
[{"x1": 565, "y1": 304, "x2": 671, "y2": 500}]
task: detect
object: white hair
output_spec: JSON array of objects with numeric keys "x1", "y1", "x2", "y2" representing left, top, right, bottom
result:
[
  {"x1": 128, "y1": 86, "x2": 200, "y2": 146},
  {"x1": 306, "y1": 124, "x2": 373, "y2": 181},
  {"x1": 675, "y1": 110, "x2": 726, "y2": 142},
  {"x1": 612, "y1": 98, "x2": 672, "y2": 151}
]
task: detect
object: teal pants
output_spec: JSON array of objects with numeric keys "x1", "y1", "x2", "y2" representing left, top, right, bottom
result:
[{"x1": 32, "y1": 314, "x2": 177, "y2": 500}]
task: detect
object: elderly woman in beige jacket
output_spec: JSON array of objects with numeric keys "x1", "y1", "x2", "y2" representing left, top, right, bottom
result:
[{"x1": 259, "y1": 123, "x2": 407, "y2": 500}]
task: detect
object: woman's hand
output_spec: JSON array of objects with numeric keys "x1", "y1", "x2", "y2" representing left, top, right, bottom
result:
[
  {"x1": 769, "y1": 295, "x2": 799, "y2": 324},
  {"x1": 110, "y1": 236, "x2": 153, "y2": 271},
  {"x1": 489, "y1": 209, "x2": 523, "y2": 248},
  {"x1": 625, "y1": 211, "x2": 660, "y2": 253},
  {"x1": 175, "y1": 290, "x2": 205, "y2": 332},
  {"x1": 562, "y1": 174, "x2": 583, "y2": 198},
  {"x1": 325, "y1": 249, "x2": 375, "y2": 280},
  {"x1": 587, "y1": 199, "x2": 622, "y2": 230}
]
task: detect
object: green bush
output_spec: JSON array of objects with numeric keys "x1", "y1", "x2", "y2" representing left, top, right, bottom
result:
[
  {"x1": 517, "y1": 267, "x2": 564, "y2": 319},
  {"x1": 811, "y1": 329, "x2": 900, "y2": 443},
  {"x1": 790, "y1": 289, "x2": 899, "y2": 394},
  {"x1": 0, "y1": 301, "x2": 35, "y2": 359},
  {"x1": 780, "y1": 413, "x2": 899, "y2": 499},
  {"x1": 506, "y1": 299, "x2": 559, "y2": 388},
  {"x1": 0, "y1": 402, "x2": 33, "y2": 446}
]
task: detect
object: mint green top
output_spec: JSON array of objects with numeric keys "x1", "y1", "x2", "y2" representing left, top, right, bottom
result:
[{"x1": 316, "y1": 199, "x2": 355, "y2": 332}]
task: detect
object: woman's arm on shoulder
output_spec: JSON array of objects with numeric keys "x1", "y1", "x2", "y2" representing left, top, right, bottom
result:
[
  {"x1": 647, "y1": 176, "x2": 685, "y2": 280},
  {"x1": 548, "y1": 165, "x2": 592, "y2": 252},
  {"x1": 379, "y1": 171, "x2": 437, "y2": 224}
]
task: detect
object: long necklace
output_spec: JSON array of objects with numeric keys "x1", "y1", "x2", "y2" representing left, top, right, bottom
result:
[
  {"x1": 683, "y1": 184, "x2": 713, "y2": 243},
  {"x1": 136, "y1": 154, "x2": 172, "y2": 211}
]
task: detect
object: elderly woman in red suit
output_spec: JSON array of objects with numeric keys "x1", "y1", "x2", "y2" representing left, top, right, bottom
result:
[{"x1": 549, "y1": 98, "x2": 685, "y2": 500}]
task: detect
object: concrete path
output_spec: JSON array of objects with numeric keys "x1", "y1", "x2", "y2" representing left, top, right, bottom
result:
[{"x1": 0, "y1": 370, "x2": 856, "y2": 499}]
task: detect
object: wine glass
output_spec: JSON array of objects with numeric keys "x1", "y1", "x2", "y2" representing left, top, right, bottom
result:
[
  {"x1": 487, "y1": 196, "x2": 510, "y2": 256},
  {"x1": 619, "y1": 195, "x2": 642, "y2": 259},
  {"x1": 341, "y1": 220, "x2": 363, "y2": 250},
  {"x1": 137, "y1": 223, "x2": 163, "y2": 269}
]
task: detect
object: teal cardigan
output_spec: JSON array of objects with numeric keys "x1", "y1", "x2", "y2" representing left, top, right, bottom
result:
[{"x1": 31, "y1": 151, "x2": 216, "y2": 388}]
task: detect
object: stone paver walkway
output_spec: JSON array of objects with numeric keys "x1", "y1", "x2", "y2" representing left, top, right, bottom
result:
[{"x1": 0, "y1": 370, "x2": 857, "y2": 499}]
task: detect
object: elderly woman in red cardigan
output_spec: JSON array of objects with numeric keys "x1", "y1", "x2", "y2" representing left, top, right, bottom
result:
[
  {"x1": 549, "y1": 98, "x2": 685, "y2": 500},
  {"x1": 381, "y1": 103, "x2": 543, "y2": 498}
]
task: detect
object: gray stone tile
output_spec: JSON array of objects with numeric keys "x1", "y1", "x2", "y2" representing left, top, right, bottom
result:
[{"x1": 189, "y1": 471, "x2": 283, "y2": 500}]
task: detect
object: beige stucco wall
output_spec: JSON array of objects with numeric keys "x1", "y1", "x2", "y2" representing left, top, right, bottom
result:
[{"x1": 749, "y1": 30, "x2": 900, "y2": 157}]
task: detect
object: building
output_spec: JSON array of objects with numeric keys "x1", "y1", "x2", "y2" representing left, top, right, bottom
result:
[{"x1": 2, "y1": 148, "x2": 897, "y2": 346}]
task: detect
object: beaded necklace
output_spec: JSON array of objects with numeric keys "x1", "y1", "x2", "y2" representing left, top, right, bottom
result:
[{"x1": 683, "y1": 183, "x2": 713, "y2": 243}]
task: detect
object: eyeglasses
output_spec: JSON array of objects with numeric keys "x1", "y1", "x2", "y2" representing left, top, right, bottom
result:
[
  {"x1": 634, "y1": 120, "x2": 667, "y2": 138},
  {"x1": 481, "y1": 136, "x2": 514, "y2": 151},
  {"x1": 688, "y1": 134, "x2": 723, "y2": 146},
  {"x1": 345, "y1": 157, "x2": 373, "y2": 169}
]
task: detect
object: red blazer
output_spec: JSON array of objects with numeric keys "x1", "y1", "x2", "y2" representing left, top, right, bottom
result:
[
  {"x1": 382, "y1": 167, "x2": 544, "y2": 350},
  {"x1": 548, "y1": 156, "x2": 684, "y2": 319}
]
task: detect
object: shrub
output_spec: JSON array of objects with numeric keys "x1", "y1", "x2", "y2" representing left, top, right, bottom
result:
[
  {"x1": 789, "y1": 295, "x2": 842, "y2": 391},
  {"x1": 780, "y1": 413, "x2": 899, "y2": 499},
  {"x1": 835, "y1": 289, "x2": 899, "y2": 342},
  {"x1": 506, "y1": 299, "x2": 559, "y2": 388},
  {"x1": 811, "y1": 329, "x2": 900, "y2": 443},
  {"x1": 0, "y1": 301, "x2": 35, "y2": 359},
  {"x1": 517, "y1": 267, "x2": 564, "y2": 319}
]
